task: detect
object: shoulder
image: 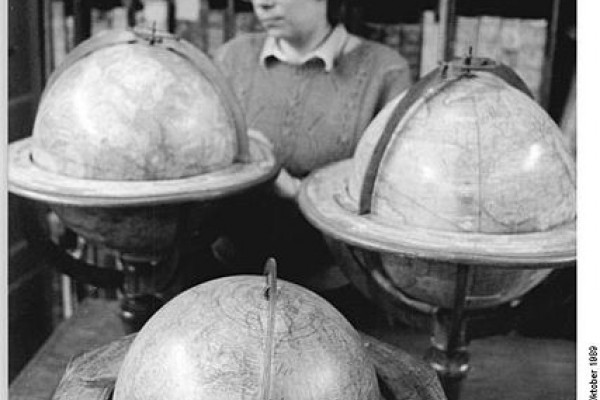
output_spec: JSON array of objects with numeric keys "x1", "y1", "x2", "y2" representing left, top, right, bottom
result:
[
  {"x1": 337, "y1": 36, "x2": 412, "y2": 108},
  {"x1": 222, "y1": 32, "x2": 268, "y2": 49},
  {"x1": 216, "y1": 33, "x2": 267, "y2": 61},
  {"x1": 351, "y1": 38, "x2": 409, "y2": 73}
]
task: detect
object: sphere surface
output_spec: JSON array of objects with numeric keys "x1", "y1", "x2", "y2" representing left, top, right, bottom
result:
[
  {"x1": 329, "y1": 242, "x2": 551, "y2": 309},
  {"x1": 114, "y1": 276, "x2": 379, "y2": 400},
  {"x1": 350, "y1": 74, "x2": 575, "y2": 234},
  {"x1": 32, "y1": 41, "x2": 237, "y2": 180},
  {"x1": 300, "y1": 65, "x2": 575, "y2": 310}
]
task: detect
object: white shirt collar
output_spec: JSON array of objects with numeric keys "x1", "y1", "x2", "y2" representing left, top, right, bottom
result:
[{"x1": 259, "y1": 24, "x2": 359, "y2": 72}]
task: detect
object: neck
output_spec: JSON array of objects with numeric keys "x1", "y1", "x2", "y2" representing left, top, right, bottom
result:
[{"x1": 279, "y1": 23, "x2": 333, "y2": 58}]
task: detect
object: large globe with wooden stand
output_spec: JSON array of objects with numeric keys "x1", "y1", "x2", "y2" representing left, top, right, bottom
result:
[
  {"x1": 51, "y1": 266, "x2": 446, "y2": 400},
  {"x1": 299, "y1": 56, "x2": 576, "y2": 399},
  {"x1": 8, "y1": 28, "x2": 279, "y2": 329}
]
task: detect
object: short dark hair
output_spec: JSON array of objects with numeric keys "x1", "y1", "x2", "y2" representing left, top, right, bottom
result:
[{"x1": 326, "y1": 0, "x2": 346, "y2": 26}]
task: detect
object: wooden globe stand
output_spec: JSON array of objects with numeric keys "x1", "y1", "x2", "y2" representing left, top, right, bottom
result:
[
  {"x1": 344, "y1": 249, "x2": 473, "y2": 398},
  {"x1": 343, "y1": 248, "x2": 574, "y2": 400},
  {"x1": 50, "y1": 198, "x2": 239, "y2": 333},
  {"x1": 298, "y1": 54, "x2": 576, "y2": 400},
  {"x1": 44, "y1": 221, "x2": 198, "y2": 333},
  {"x1": 423, "y1": 263, "x2": 471, "y2": 400},
  {"x1": 424, "y1": 261, "x2": 574, "y2": 400},
  {"x1": 342, "y1": 57, "x2": 573, "y2": 399},
  {"x1": 42, "y1": 198, "x2": 225, "y2": 333},
  {"x1": 8, "y1": 27, "x2": 280, "y2": 334},
  {"x1": 116, "y1": 253, "x2": 168, "y2": 333}
]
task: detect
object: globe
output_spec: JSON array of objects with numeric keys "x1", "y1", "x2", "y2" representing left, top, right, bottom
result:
[
  {"x1": 8, "y1": 29, "x2": 278, "y2": 257},
  {"x1": 33, "y1": 34, "x2": 236, "y2": 180},
  {"x1": 113, "y1": 275, "x2": 380, "y2": 400},
  {"x1": 299, "y1": 58, "x2": 576, "y2": 311}
]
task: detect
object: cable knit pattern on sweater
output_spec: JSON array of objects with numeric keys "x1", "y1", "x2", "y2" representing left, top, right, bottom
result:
[{"x1": 215, "y1": 33, "x2": 411, "y2": 177}]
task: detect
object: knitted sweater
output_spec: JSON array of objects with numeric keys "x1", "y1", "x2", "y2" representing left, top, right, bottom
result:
[
  {"x1": 215, "y1": 33, "x2": 411, "y2": 177},
  {"x1": 213, "y1": 33, "x2": 411, "y2": 286}
]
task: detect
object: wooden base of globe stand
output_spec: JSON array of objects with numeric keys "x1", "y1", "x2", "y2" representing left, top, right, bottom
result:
[
  {"x1": 116, "y1": 253, "x2": 168, "y2": 334},
  {"x1": 422, "y1": 264, "x2": 471, "y2": 400},
  {"x1": 344, "y1": 248, "x2": 474, "y2": 400},
  {"x1": 42, "y1": 231, "x2": 177, "y2": 334},
  {"x1": 342, "y1": 247, "x2": 573, "y2": 400}
]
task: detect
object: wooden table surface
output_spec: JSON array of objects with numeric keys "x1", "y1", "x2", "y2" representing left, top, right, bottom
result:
[
  {"x1": 365, "y1": 326, "x2": 576, "y2": 400},
  {"x1": 9, "y1": 300, "x2": 127, "y2": 400},
  {"x1": 9, "y1": 298, "x2": 575, "y2": 400}
]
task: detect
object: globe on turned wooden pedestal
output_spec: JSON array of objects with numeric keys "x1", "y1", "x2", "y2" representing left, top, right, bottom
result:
[
  {"x1": 299, "y1": 57, "x2": 576, "y2": 399},
  {"x1": 8, "y1": 28, "x2": 279, "y2": 329}
]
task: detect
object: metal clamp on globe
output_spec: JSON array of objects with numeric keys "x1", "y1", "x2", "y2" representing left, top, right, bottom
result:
[
  {"x1": 8, "y1": 28, "x2": 280, "y2": 331},
  {"x1": 132, "y1": 24, "x2": 177, "y2": 45},
  {"x1": 299, "y1": 56, "x2": 576, "y2": 399}
]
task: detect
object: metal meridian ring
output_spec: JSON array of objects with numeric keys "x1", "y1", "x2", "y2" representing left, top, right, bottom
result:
[{"x1": 359, "y1": 56, "x2": 534, "y2": 216}]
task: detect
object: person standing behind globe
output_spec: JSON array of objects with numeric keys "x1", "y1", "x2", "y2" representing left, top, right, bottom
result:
[{"x1": 211, "y1": 0, "x2": 411, "y2": 293}]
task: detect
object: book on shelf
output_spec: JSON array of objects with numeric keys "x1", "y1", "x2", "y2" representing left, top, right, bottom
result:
[
  {"x1": 51, "y1": 0, "x2": 77, "y2": 70},
  {"x1": 50, "y1": 1, "x2": 549, "y2": 102},
  {"x1": 112, "y1": 7, "x2": 129, "y2": 30},
  {"x1": 175, "y1": 0, "x2": 200, "y2": 22},
  {"x1": 399, "y1": 23, "x2": 423, "y2": 83},
  {"x1": 141, "y1": 0, "x2": 170, "y2": 31},
  {"x1": 475, "y1": 15, "x2": 502, "y2": 60},
  {"x1": 51, "y1": 0, "x2": 68, "y2": 69},
  {"x1": 497, "y1": 18, "x2": 521, "y2": 68},
  {"x1": 91, "y1": 7, "x2": 128, "y2": 36},
  {"x1": 175, "y1": 0, "x2": 209, "y2": 51},
  {"x1": 420, "y1": 10, "x2": 439, "y2": 77},
  {"x1": 363, "y1": 22, "x2": 402, "y2": 48},
  {"x1": 453, "y1": 16, "x2": 479, "y2": 58},
  {"x1": 515, "y1": 19, "x2": 547, "y2": 100},
  {"x1": 91, "y1": 9, "x2": 110, "y2": 36}
]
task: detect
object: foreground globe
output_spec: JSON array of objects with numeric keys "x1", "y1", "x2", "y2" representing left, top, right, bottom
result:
[
  {"x1": 8, "y1": 29, "x2": 278, "y2": 257},
  {"x1": 113, "y1": 276, "x2": 380, "y2": 400},
  {"x1": 299, "y1": 58, "x2": 576, "y2": 310}
]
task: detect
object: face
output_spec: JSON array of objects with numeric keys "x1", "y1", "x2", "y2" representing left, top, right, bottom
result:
[{"x1": 250, "y1": 0, "x2": 328, "y2": 43}]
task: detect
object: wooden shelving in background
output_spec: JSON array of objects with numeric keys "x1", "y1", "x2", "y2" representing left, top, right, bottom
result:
[{"x1": 50, "y1": 0, "x2": 574, "y2": 118}]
